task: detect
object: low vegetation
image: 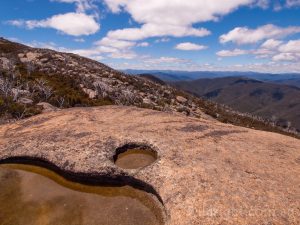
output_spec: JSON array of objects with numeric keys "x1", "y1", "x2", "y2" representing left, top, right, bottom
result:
[{"x1": 0, "y1": 37, "x2": 298, "y2": 138}]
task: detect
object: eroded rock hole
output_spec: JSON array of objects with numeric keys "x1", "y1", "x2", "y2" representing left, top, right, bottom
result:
[
  {"x1": 0, "y1": 163, "x2": 165, "y2": 225},
  {"x1": 114, "y1": 144, "x2": 158, "y2": 169}
]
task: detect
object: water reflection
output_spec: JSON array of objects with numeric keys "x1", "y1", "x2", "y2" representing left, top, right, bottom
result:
[
  {"x1": 115, "y1": 149, "x2": 157, "y2": 169},
  {"x1": 0, "y1": 164, "x2": 164, "y2": 225}
]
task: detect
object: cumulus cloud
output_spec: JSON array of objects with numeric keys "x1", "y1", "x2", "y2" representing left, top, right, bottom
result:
[
  {"x1": 95, "y1": 37, "x2": 135, "y2": 49},
  {"x1": 99, "y1": 0, "x2": 264, "y2": 58},
  {"x1": 104, "y1": 0, "x2": 263, "y2": 24},
  {"x1": 70, "y1": 36, "x2": 139, "y2": 60},
  {"x1": 217, "y1": 38, "x2": 300, "y2": 62},
  {"x1": 175, "y1": 42, "x2": 207, "y2": 51},
  {"x1": 261, "y1": 39, "x2": 283, "y2": 49},
  {"x1": 220, "y1": 24, "x2": 300, "y2": 44},
  {"x1": 216, "y1": 49, "x2": 249, "y2": 57},
  {"x1": 270, "y1": 39, "x2": 300, "y2": 61},
  {"x1": 109, "y1": 51, "x2": 137, "y2": 59},
  {"x1": 8, "y1": 13, "x2": 100, "y2": 36},
  {"x1": 106, "y1": 24, "x2": 210, "y2": 41},
  {"x1": 278, "y1": 39, "x2": 300, "y2": 53},
  {"x1": 102, "y1": 0, "x2": 269, "y2": 41},
  {"x1": 272, "y1": 53, "x2": 299, "y2": 61}
]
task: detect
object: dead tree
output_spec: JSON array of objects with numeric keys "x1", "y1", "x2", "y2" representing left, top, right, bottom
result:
[{"x1": 0, "y1": 79, "x2": 12, "y2": 97}]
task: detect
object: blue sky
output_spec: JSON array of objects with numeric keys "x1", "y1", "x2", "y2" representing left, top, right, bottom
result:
[{"x1": 1, "y1": 0, "x2": 300, "y2": 73}]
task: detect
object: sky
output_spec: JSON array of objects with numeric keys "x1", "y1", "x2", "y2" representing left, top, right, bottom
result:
[{"x1": 1, "y1": 0, "x2": 300, "y2": 73}]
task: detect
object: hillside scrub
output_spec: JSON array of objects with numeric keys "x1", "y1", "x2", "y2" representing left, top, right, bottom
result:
[{"x1": 0, "y1": 38, "x2": 298, "y2": 138}]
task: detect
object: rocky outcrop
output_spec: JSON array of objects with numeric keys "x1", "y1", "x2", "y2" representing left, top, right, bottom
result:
[
  {"x1": 0, "y1": 106, "x2": 299, "y2": 225},
  {"x1": 0, "y1": 38, "x2": 207, "y2": 119},
  {"x1": 0, "y1": 37, "x2": 298, "y2": 137}
]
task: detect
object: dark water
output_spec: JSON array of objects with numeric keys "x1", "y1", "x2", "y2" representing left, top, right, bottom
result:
[
  {"x1": 0, "y1": 164, "x2": 164, "y2": 225},
  {"x1": 115, "y1": 149, "x2": 157, "y2": 169}
]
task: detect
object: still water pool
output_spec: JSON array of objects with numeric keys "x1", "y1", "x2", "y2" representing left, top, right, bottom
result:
[{"x1": 0, "y1": 164, "x2": 164, "y2": 225}]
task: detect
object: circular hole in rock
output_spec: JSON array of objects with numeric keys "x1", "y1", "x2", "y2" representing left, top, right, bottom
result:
[{"x1": 114, "y1": 144, "x2": 157, "y2": 169}]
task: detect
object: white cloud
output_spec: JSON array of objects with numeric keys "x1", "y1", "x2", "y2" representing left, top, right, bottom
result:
[
  {"x1": 104, "y1": 0, "x2": 263, "y2": 24},
  {"x1": 102, "y1": 0, "x2": 269, "y2": 42},
  {"x1": 9, "y1": 13, "x2": 100, "y2": 36},
  {"x1": 286, "y1": 0, "x2": 300, "y2": 7},
  {"x1": 175, "y1": 42, "x2": 207, "y2": 51},
  {"x1": 70, "y1": 36, "x2": 139, "y2": 60},
  {"x1": 270, "y1": 39, "x2": 300, "y2": 61},
  {"x1": 216, "y1": 49, "x2": 249, "y2": 57},
  {"x1": 254, "y1": 0, "x2": 270, "y2": 9},
  {"x1": 252, "y1": 48, "x2": 274, "y2": 58},
  {"x1": 158, "y1": 57, "x2": 188, "y2": 63},
  {"x1": 220, "y1": 24, "x2": 300, "y2": 44},
  {"x1": 272, "y1": 53, "x2": 300, "y2": 61},
  {"x1": 217, "y1": 38, "x2": 300, "y2": 62},
  {"x1": 51, "y1": 0, "x2": 98, "y2": 15},
  {"x1": 7, "y1": 20, "x2": 24, "y2": 27},
  {"x1": 92, "y1": 55, "x2": 104, "y2": 60},
  {"x1": 7, "y1": 38, "x2": 71, "y2": 53},
  {"x1": 144, "y1": 56, "x2": 189, "y2": 64},
  {"x1": 106, "y1": 24, "x2": 210, "y2": 41},
  {"x1": 252, "y1": 0, "x2": 300, "y2": 10},
  {"x1": 261, "y1": 39, "x2": 283, "y2": 49},
  {"x1": 137, "y1": 42, "x2": 149, "y2": 47},
  {"x1": 109, "y1": 51, "x2": 137, "y2": 59},
  {"x1": 74, "y1": 38, "x2": 85, "y2": 42},
  {"x1": 71, "y1": 48, "x2": 100, "y2": 57},
  {"x1": 95, "y1": 37, "x2": 135, "y2": 49},
  {"x1": 278, "y1": 39, "x2": 300, "y2": 53},
  {"x1": 113, "y1": 58, "x2": 300, "y2": 74},
  {"x1": 62, "y1": 0, "x2": 278, "y2": 61},
  {"x1": 155, "y1": 38, "x2": 170, "y2": 43}
]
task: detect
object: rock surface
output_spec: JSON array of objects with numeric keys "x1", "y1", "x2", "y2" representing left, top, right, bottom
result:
[
  {"x1": 0, "y1": 106, "x2": 299, "y2": 225},
  {"x1": 36, "y1": 102, "x2": 59, "y2": 113}
]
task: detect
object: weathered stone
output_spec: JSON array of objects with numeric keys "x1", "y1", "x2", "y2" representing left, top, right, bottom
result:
[
  {"x1": 176, "y1": 96, "x2": 187, "y2": 104},
  {"x1": 17, "y1": 53, "x2": 25, "y2": 58},
  {"x1": 26, "y1": 52, "x2": 41, "y2": 61},
  {"x1": 0, "y1": 106, "x2": 299, "y2": 225},
  {"x1": 17, "y1": 97, "x2": 33, "y2": 105},
  {"x1": 54, "y1": 54, "x2": 65, "y2": 61},
  {"x1": 19, "y1": 57, "x2": 28, "y2": 63},
  {"x1": 143, "y1": 98, "x2": 152, "y2": 104},
  {"x1": 0, "y1": 57, "x2": 10, "y2": 70},
  {"x1": 39, "y1": 58, "x2": 48, "y2": 63},
  {"x1": 37, "y1": 102, "x2": 58, "y2": 113},
  {"x1": 83, "y1": 88, "x2": 97, "y2": 99}
]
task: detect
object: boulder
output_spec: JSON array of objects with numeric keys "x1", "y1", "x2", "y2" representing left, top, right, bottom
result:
[
  {"x1": 17, "y1": 98, "x2": 33, "y2": 105},
  {"x1": 37, "y1": 102, "x2": 58, "y2": 113},
  {"x1": 0, "y1": 57, "x2": 10, "y2": 70},
  {"x1": 83, "y1": 88, "x2": 98, "y2": 99},
  {"x1": 176, "y1": 95, "x2": 187, "y2": 104}
]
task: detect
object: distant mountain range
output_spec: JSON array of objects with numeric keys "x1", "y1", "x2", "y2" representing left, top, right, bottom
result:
[
  {"x1": 0, "y1": 38, "x2": 298, "y2": 137},
  {"x1": 125, "y1": 69, "x2": 300, "y2": 86},
  {"x1": 170, "y1": 76, "x2": 300, "y2": 132}
]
